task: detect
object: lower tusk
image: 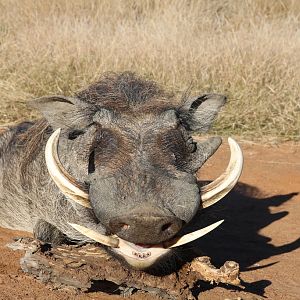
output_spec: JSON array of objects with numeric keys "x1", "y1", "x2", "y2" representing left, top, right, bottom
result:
[
  {"x1": 167, "y1": 220, "x2": 224, "y2": 248},
  {"x1": 45, "y1": 128, "x2": 91, "y2": 208},
  {"x1": 200, "y1": 137, "x2": 243, "y2": 208},
  {"x1": 68, "y1": 223, "x2": 119, "y2": 248}
]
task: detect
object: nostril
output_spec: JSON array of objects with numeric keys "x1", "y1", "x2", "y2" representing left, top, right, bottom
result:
[
  {"x1": 109, "y1": 220, "x2": 130, "y2": 234},
  {"x1": 161, "y1": 222, "x2": 173, "y2": 232},
  {"x1": 109, "y1": 215, "x2": 182, "y2": 243}
]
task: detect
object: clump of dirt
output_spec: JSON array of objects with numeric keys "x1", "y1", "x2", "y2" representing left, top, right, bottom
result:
[{"x1": 7, "y1": 237, "x2": 240, "y2": 300}]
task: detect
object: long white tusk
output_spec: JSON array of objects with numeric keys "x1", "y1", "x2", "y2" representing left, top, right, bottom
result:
[
  {"x1": 200, "y1": 137, "x2": 243, "y2": 208},
  {"x1": 45, "y1": 128, "x2": 91, "y2": 208},
  {"x1": 68, "y1": 223, "x2": 119, "y2": 248},
  {"x1": 168, "y1": 220, "x2": 224, "y2": 248}
]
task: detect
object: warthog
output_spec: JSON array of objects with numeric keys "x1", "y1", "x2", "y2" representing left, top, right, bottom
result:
[{"x1": 0, "y1": 72, "x2": 243, "y2": 271}]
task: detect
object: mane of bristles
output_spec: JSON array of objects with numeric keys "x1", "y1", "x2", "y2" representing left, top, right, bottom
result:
[{"x1": 76, "y1": 72, "x2": 176, "y2": 112}]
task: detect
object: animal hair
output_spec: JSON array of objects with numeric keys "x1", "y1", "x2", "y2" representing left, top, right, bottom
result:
[
  {"x1": 15, "y1": 72, "x2": 180, "y2": 172},
  {"x1": 76, "y1": 72, "x2": 178, "y2": 113}
]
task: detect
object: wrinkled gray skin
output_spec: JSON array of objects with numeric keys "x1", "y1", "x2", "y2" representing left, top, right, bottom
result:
[{"x1": 0, "y1": 73, "x2": 226, "y2": 267}]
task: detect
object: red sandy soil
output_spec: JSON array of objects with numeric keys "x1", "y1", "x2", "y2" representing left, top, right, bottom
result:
[{"x1": 0, "y1": 140, "x2": 299, "y2": 300}]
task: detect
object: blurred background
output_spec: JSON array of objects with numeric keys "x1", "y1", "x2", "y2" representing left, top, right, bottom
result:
[{"x1": 0, "y1": 0, "x2": 299, "y2": 140}]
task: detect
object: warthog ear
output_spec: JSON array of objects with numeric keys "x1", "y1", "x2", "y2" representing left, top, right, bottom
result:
[
  {"x1": 28, "y1": 96, "x2": 90, "y2": 130},
  {"x1": 179, "y1": 94, "x2": 226, "y2": 132}
]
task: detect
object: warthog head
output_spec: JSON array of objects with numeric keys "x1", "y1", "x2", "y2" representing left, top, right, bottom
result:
[{"x1": 31, "y1": 73, "x2": 243, "y2": 270}]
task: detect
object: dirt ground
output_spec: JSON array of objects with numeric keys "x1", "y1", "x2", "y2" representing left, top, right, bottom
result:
[{"x1": 0, "y1": 139, "x2": 299, "y2": 300}]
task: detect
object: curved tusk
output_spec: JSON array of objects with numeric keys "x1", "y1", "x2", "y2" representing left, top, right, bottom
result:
[
  {"x1": 68, "y1": 223, "x2": 119, "y2": 248},
  {"x1": 45, "y1": 128, "x2": 91, "y2": 208},
  {"x1": 200, "y1": 137, "x2": 243, "y2": 208},
  {"x1": 168, "y1": 220, "x2": 224, "y2": 248}
]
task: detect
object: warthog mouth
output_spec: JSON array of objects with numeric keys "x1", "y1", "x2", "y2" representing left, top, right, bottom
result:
[
  {"x1": 67, "y1": 220, "x2": 224, "y2": 269},
  {"x1": 45, "y1": 129, "x2": 243, "y2": 269}
]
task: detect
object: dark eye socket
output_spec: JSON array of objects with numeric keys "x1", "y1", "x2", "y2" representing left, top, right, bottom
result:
[
  {"x1": 88, "y1": 150, "x2": 95, "y2": 174},
  {"x1": 162, "y1": 129, "x2": 196, "y2": 154},
  {"x1": 68, "y1": 130, "x2": 85, "y2": 140},
  {"x1": 159, "y1": 129, "x2": 198, "y2": 172},
  {"x1": 186, "y1": 137, "x2": 196, "y2": 153},
  {"x1": 87, "y1": 129, "x2": 122, "y2": 172}
]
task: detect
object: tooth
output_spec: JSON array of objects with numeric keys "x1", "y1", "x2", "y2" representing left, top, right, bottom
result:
[
  {"x1": 201, "y1": 137, "x2": 243, "y2": 208},
  {"x1": 168, "y1": 220, "x2": 224, "y2": 248},
  {"x1": 45, "y1": 128, "x2": 91, "y2": 208},
  {"x1": 68, "y1": 223, "x2": 119, "y2": 248}
]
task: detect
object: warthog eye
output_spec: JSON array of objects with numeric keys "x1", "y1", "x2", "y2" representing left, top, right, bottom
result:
[
  {"x1": 88, "y1": 150, "x2": 95, "y2": 174},
  {"x1": 68, "y1": 129, "x2": 85, "y2": 140},
  {"x1": 186, "y1": 137, "x2": 196, "y2": 153}
]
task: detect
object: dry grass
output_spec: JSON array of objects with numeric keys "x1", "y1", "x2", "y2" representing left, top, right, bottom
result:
[{"x1": 0, "y1": 0, "x2": 299, "y2": 140}]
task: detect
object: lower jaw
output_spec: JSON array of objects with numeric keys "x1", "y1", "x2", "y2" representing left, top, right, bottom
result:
[
  {"x1": 110, "y1": 240, "x2": 172, "y2": 270},
  {"x1": 114, "y1": 254, "x2": 164, "y2": 270}
]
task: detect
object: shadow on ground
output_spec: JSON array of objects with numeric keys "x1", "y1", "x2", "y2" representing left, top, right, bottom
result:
[{"x1": 184, "y1": 182, "x2": 300, "y2": 297}]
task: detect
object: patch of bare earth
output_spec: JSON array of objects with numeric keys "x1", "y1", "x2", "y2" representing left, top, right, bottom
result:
[{"x1": 0, "y1": 140, "x2": 299, "y2": 299}]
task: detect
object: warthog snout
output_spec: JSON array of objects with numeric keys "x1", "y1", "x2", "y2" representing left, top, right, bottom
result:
[{"x1": 109, "y1": 212, "x2": 183, "y2": 244}]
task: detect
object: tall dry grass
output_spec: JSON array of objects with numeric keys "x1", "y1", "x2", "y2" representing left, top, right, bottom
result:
[{"x1": 0, "y1": 0, "x2": 299, "y2": 140}]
